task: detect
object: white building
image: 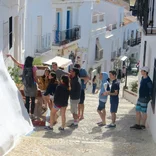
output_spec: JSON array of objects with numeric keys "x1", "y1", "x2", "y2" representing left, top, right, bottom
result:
[
  {"x1": 137, "y1": 0, "x2": 156, "y2": 142},
  {"x1": 0, "y1": 0, "x2": 25, "y2": 66},
  {"x1": 79, "y1": 0, "x2": 141, "y2": 78},
  {"x1": 25, "y1": 0, "x2": 82, "y2": 63}
]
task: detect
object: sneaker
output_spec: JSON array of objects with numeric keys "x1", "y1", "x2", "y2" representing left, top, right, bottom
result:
[
  {"x1": 98, "y1": 123, "x2": 106, "y2": 127},
  {"x1": 44, "y1": 126, "x2": 53, "y2": 130},
  {"x1": 106, "y1": 123, "x2": 116, "y2": 128},
  {"x1": 97, "y1": 121, "x2": 103, "y2": 125},
  {"x1": 130, "y1": 124, "x2": 142, "y2": 130},
  {"x1": 140, "y1": 125, "x2": 146, "y2": 130},
  {"x1": 68, "y1": 123, "x2": 78, "y2": 128},
  {"x1": 58, "y1": 127, "x2": 64, "y2": 131}
]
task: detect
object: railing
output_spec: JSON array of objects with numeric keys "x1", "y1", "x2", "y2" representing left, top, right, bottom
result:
[
  {"x1": 92, "y1": 13, "x2": 104, "y2": 23},
  {"x1": 36, "y1": 33, "x2": 52, "y2": 53},
  {"x1": 106, "y1": 23, "x2": 117, "y2": 31},
  {"x1": 128, "y1": 38, "x2": 141, "y2": 46},
  {"x1": 137, "y1": 0, "x2": 156, "y2": 35},
  {"x1": 52, "y1": 26, "x2": 81, "y2": 46}
]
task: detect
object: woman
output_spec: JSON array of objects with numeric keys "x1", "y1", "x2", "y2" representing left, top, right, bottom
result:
[
  {"x1": 43, "y1": 72, "x2": 58, "y2": 110},
  {"x1": 92, "y1": 75, "x2": 97, "y2": 94},
  {"x1": 45, "y1": 75, "x2": 70, "y2": 131},
  {"x1": 7, "y1": 54, "x2": 38, "y2": 119}
]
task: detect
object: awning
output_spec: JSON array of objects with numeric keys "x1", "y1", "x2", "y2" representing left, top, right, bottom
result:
[
  {"x1": 120, "y1": 56, "x2": 128, "y2": 61},
  {"x1": 63, "y1": 44, "x2": 78, "y2": 55},
  {"x1": 43, "y1": 56, "x2": 72, "y2": 68}
]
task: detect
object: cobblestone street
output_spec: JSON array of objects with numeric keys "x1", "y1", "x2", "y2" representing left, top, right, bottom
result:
[{"x1": 9, "y1": 81, "x2": 156, "y2": 156}]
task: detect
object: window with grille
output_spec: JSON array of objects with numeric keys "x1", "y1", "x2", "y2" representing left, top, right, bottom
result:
[{"x1": 9, "y1": 17, "x2": 13, "y2": 49}]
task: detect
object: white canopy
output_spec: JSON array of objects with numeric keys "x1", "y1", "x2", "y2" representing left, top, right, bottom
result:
[
  {"x1": 120, "y1": 56, "x2": 128, "y2": 61},
  {"x1": 43, "y1": 56, "x2": 72, "y2": 68}
]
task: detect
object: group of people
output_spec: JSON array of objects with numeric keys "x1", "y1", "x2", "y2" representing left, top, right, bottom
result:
[{"x1": 6, "y1": 54, "x2": 153, "y2": 131}]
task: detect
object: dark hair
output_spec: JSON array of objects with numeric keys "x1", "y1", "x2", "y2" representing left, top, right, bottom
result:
[
  {"x1": 52, "y1": 62, "x2": 57, "y2": 66},
  {"x1": 49, "y1": 72, "x2": 57, "y2": 84},
  {"x1": 72, "y1": 67, "x2": 79, "y2": 76},
  {"x1": 24, "y1": 56, "x2": 34, "y2": 68},
  {"x1": 61, "y1": 75, "x2": 69, "y2": 88},
  {"x1": 42, "y1": 69, "x2": 50, "y2": 79},
  {"x1": 92, "y1": 75, "x2": 96, "y2": 82},
  {"x1": 109, "y1": 70, "x2": 117, "y2": 76},
  {"x1": 74, "y1": 64, "x2": 81, "y2": 69}
]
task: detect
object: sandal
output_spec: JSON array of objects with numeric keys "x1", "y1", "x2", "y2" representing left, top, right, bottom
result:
[{"x1": 58, "y1": 127, "x2": 64, "y2": 131}]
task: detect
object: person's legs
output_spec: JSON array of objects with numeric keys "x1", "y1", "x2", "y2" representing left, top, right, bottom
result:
[
  {"x1": 49, "y1": 106, "x2": 58, "y2": 128},
  {"x1": 60, "y1": 107, "x2": 67, "y2": 129},
  {"x1": 92, "y1": 84, "x2": 96, "y2": 94},
  {"x1": 79, "y1": 90, "x2": 85, "y2": 120},
  {"x1": 25, "y1": 96, "x2": 30, "y2": 114},
  {"x1": 111, "y1": 112, "x2": 116, "y2": 124},
  {"x1": 140, "y1": 102, "x2": 148, "y2": 128},
  {"x1": 97, "y1": 101, "x2": 106, "y2": 125},
  {"x1": 31, "y1": 97, "x2": 35, "y2": 115},
  {"x1": 43, "y1": 95, "x2": 52, "y2": 110}
]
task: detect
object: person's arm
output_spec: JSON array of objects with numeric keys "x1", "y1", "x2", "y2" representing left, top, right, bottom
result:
[
  {"x1": 6, "y1": 54, "x2": 23, "y2": 68},
  {"x1": 147, "y1": 81, "x2": 153, "y2": 99}
]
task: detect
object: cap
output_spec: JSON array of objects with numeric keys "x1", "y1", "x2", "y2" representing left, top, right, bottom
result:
[{"x1": 140, "y1": 66, "x2": 149, "y2": 72}]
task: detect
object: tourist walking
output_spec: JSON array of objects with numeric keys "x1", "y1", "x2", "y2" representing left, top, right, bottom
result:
[
  {"x1": 7, "y1": 54, "x2": 38, "y2": 119},
  {"x1": 45, "y1": 75, "x2": 70, "y2": 131},
  {"x1": 51, "y1": 62, "x2": 68, "y2": 80},
  {"x1": 130, "y1": 66, "x2": 152, "y2": 130},
  {"x1": 69, "y1": 67, "x2": 81, "y2": 127},
  {"x1": 97, "y1": 72, "x2": 110, "y2": 127},
  {"x1": 74, "y1": 64, "x2": 89, "y2": 120},
  {"x1": 92, "y1": 75, "x2": 97, "y2": 94},
  {"x1": 104, "y1": 70, "x2": 120, "y2": 128}
]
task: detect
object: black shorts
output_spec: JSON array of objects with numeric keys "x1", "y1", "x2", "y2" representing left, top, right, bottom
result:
[{"x1": 79, "y1": 89, "x2": 85, "y2": 104}]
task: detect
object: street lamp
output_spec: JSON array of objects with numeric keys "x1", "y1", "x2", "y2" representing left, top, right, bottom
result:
[{"x1": 124, "y1": 58, "x2": 130, "y2": 89}]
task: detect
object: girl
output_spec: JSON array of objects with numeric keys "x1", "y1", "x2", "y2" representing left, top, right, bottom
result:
[
  {"x1": 7, "y1": 54, "x2": 38, "y2": 119},
  {"x1": 97, "y1": 72, "x2": 110, "y2": 126},
  {"x1": 43, "y1": 72, "x2": 58, "y2": 110},
  {"x1": 45, "y1": 75, "x2": 70, "y2": 131}
]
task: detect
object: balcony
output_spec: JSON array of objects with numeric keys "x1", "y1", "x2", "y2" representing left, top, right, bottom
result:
[
  {"x1": 52, "y1": 26, "x2": 81, "y2": 46},
  {"x1": 137, "y1": 0, "x2": 156, "y2": 35},
  {"x1": 123, "y1": 37, "x2": 141, "y2": 48},
  {"x1": 106, "y1": 23, "x2": 117, "y2": 31},
  {"x1": 35, "y1": 33, "x2": 52, "y2": 54}
]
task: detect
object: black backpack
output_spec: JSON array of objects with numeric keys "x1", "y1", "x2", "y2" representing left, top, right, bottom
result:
[{"x1": 22, "y1": 67, "x2": 34, "y2": 87}]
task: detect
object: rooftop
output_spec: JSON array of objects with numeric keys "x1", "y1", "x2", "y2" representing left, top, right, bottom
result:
[
  {"x1": 105, "y1": 0, "x2": 130, "y2": 10},
  {"x1": 124, "y1": 16, "x2": 137, "y2": 25}
]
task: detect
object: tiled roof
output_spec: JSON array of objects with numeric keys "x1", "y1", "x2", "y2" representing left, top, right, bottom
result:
[{"x1": 124, "y1": 16, "x2": 137, "y2": 25}]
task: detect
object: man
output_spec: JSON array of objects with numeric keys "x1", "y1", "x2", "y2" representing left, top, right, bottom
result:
[
  {"x1": 130, "y1": 66, "x2": 152, "y2": 130},
  {"x1": 51, "y1": 62, "x2": 68, "y2": 80},
  {"x1": 74, "y1": 64, "x2": 89, "y2": 120},
  {"x1": 69, "y1": 67, "x2": 81, "y2": 127},
  {"x1": 104, "y1": 70, "x2": 120, "y2": 128}
]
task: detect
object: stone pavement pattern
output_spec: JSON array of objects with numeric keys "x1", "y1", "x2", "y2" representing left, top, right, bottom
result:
[{"x1": 8, "y1": 89, "x2": 156, "y2": 156}]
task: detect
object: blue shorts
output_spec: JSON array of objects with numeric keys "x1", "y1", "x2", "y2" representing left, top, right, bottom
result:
[
  {"x1": 97, "y1": 100, "x2": 106, "y2": 111},
  {"x1": 136, "y1": 100, "x2": 148, "y2": 113},
  {"x1": 110, "y1": 98, "x2": 119, "y2": 113}
]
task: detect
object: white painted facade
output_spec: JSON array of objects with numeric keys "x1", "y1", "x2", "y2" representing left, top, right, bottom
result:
[
  {"x1": 0, "y1": 0, "x2": 25, "y2": 66},
  {"x1": 140, "y1": 34, "x2": 156, "y2": 142}
]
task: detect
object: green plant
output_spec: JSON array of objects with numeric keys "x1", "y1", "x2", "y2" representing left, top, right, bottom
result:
[
  {"x1": 33, "y1": 57, "x2": 42, "y2": 65},
  {"x1": 8, "y1": 66, "x2": 22, "y2": 84},
  {"x1": 130, "y1": 81, "x2": 138, "y2": 93}
]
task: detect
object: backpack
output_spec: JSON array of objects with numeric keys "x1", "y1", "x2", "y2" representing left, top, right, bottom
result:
[{"x1": 22, "y1": 67, "x2": 34, "y2": 87}]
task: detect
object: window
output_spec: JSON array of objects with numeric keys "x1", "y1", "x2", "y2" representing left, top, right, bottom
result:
[
  {"x1": 152, "y1": 59, "x2": 156, "y2": 113},
  {"x1": 9, "y1": 17, "x2": 13, "y2": 49}
]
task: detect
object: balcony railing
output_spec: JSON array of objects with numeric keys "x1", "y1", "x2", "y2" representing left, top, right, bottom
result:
[
  {"x1": 36, "y1": 33, "x2": 52, "y2": 53},
  {"x1": 137, "y1": 0, "x2": 156, "y2": 35},
  {"x1": 106, "y1": 24, "x2": 117, "y2": 31},
  {"x1": 52, "y1": 26, "x2": 81, "y2": 46},
  {"x1": 123, "y1": 37, "x2": 141, "y2": 48}
]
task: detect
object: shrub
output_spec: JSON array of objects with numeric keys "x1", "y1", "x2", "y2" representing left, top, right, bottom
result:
[{"x1": 130, "y1": 81, "x2": 138, "y2": 93}]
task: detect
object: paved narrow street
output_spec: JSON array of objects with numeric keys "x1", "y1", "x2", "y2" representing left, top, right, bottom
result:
[{"x1": 9, "y1": 82, "x2": 156, "y2": 156}]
